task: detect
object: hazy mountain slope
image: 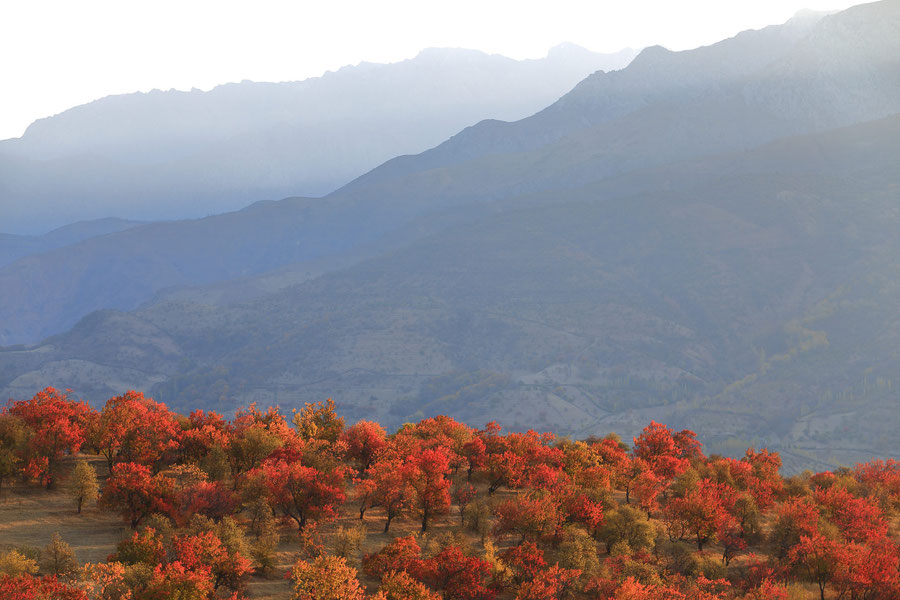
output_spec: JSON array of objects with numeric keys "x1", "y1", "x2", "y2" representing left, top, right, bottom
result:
[
  {"x1": 342, "y1": 1, "x2": 900, "y2": 210},
  {"x1": 3, "y1": 111, "x2": 900, "y2": 475},
  {"x1": 0, "y1": 2, "x2": 896, "y2": 350},
  {"x1": 0, "y1": 218, "x2": 144, "y2": 268},
  {"x1": 0, "y1": 46, "x2": 636, "y2": 233},
  {"x1": 347, "y1": 9, "x2": 826, "y2": 188}
]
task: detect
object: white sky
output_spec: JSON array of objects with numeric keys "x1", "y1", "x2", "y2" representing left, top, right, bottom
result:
[{"x1": 0, "y1": 0, "x2": 862, "y2": 140}]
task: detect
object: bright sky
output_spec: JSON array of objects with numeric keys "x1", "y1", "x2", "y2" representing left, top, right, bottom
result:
[{"x1": 0, "y1": 0, "x2": 862, "y2": 140}]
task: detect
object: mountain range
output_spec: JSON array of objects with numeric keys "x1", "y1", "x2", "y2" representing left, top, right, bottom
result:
[
  {"x1": 0, "y1": 44, "x2": 636, "y2": 234},
  {"x1": 2, "y1": 1, "x2": 900, "y2": 472}
]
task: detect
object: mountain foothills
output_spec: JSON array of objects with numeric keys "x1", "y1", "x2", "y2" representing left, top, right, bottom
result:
[
  {"x1": 0, "y1": 45, "x2": 636, "y2": 233},
  {"x1": 2, "y1": 390, "x2": 900, "y2": 599},
  {"x1": 1, "y1": 1, "x2": 900, "y2": 473}
]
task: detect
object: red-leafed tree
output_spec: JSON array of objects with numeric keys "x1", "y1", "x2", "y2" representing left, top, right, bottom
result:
[
  {"x1": 363, "y1": 535, "x2": 422, "y2": 579},
  {"x1": 815, "y1": 486, "x2": 888, "y2": 543},
  {"x1": 341, "y1": 420, "x2": 387, "y2": 472},
  {"x1": 770, "y1": 497, "x2": 820, "y2": 559},
  {"x1": 414, "y1": 545, "x2": 496, "y2": 600},
  {"x1": 515, "y1": 564, "x2": 580, "y2": 600},
  {"x1": 493, "y1": 493, "x2": 562, "y2": 543},
  {"x1": 501, "y1": 541, "x2": 547, "y2": 586},
  {"x1": 789, "y1": 534, "x2": 846, "y2": 600},
  {"x1": 100, "y1": 461, "x2": 174, "y2": 528},
  {"x1": 357, "y1": 456, "x2": 411, "y2": 532},
  {"x1": 257, "y1": 458, "x2": 346, "y2": 532},
  {"x1": 7, "y1": 388, "x2": 91, "y2": 487},
  {"x1": 91, "y1": 391, "x2": 181, "y2": 472},
  {"x1": 179, "y1": 480, "x2": 239, "y2": 523},
  {"x1": 144, "y1": 561, "x2": 216, "y2": 600},
  {"x1": 180, "y1": 409, "x2": 230, "y2": 465},
  {"x1": 665, "y1": 480, "x2": 737, "y2": 550},
  {"x1": 401, "y1": 448, "x2": 451, "y2": 532},
  {"x1": 173, "y1": 530, "x2": 253, "y2": 593}
]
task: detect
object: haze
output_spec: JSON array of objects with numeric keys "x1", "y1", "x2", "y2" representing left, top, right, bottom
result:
[{"x1": 1, "y1": 0, "x2": 859, "y2": 140}]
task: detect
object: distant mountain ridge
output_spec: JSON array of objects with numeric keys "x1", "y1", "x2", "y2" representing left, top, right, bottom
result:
[
  {"x1": 2, "y1": 4, "x2": 898, "y2": 346},
  {"x1": 0, "y1": 218, "x2": 144, "y2": 268},
  {"x1": 0, "y1": 45, "x2": 636, "y2": 234}
]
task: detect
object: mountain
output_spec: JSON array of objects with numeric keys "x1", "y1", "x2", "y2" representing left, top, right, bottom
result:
[
  {"x1": 0, "y1": 217, "x2": 144, "y2": 268},
  {"x1": 0, "y1": 45, "x2": 636, "y2": 234},
  {"x1": 1, "y1": 4, "x2": 897, "y2": 347},
  {"x1": 2, "y1": 2, "x2": 900, "y2": 472}
]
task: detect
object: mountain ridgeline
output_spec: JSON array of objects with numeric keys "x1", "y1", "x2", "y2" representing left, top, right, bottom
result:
[
  {"x1": 0, "y1": 45, "x2": 636, "y2": 234},
  {"x1": 2, "y1": 1, "x2": 900, "y2": 472}
]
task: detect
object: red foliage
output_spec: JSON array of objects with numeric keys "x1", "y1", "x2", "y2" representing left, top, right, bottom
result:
[
  {"x1": 173, "y1": 530, "x2": 253, "y2": 592},
  {"x1": 101, "y1": 461, "x2": 174, "y2": 528},
  {"x1": 413, "y1": 545, "x2": 496, "y2": 600},
  {"x1": 501, "y1": 541, "x2": 547, "y2": 585},
  {"x1": 515, "y1": 564, "x2": 580, "y2": 600},
  {"x1": 401, "y1": 447, "x2": 451, "y2": 532},
  {"x1": 493, "y1": 493, "x2": 562, "y2": 542},
  {"x1": 815, "y1": 485, "x2": 888, "y2": 543},
  {"x1": 92, "y1": 391, "x2": 181, "y2": 471},
  {"x1": 0, "y1": 575, "x2": 89, "y2": 600},
  {"x1": 341, "y1": 420, "x2": 387, "y2": 472},
  {"x1": 181, "y1": 409, "x2": 229, "y2": 463},
  {"x1": 179, "y1": 480, "x2": 239, "y2": 523},
  {"x1": 7, "y1": 387, "x2": 91, "y2": 487},
  {"x1": 665, "y1": 480, "x2": 737, "y2": 550},
  {"x1": 256, "y1": 458, "x2": 346, "y2": 532},
  {"x1": 363, "y1": 535, "x2": 422, "y2": 579}
]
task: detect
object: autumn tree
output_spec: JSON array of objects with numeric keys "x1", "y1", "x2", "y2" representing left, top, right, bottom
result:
[
  {"x1": 375, "y1": 569, "x2": 441, "y2": 600},
  {"x1": 291, "y1": 555, "x2": 364, "y2": 600},
  {"x1": 173, "y1": 530, "x2": 253, "y2": 593},
  {"x1": 91, "y1": 391, "x2": 181, "y2": 472},
  {"x1": 341, "y1": 420, "x2": 387, "y2": 472},
  {"x1": 39, "y1": 533, "x2": 78, "y2": 580},
  {"x1": 402, "y1": 448, "x2": 451, "y2": 532},
  {"x1": 493, "y1": 493, "x2": 561, "y2": 543},
  {"x1": 227, "y1": 404, "x2": 292, "y2": 478},
  {"x1": 100, "y1": 462, "x2": 174, "y2": 528},
  {"x1": 293, "y1": 398, "x2": 345, "y2": 444},
  {"x1": 597, "y1": 505, "x2": 656, "y2": 555},
  {"x1": 257, "y1": 458, "x2": 346, "y2": 532},
  {"x1": 415, "y1": 545, "x2": 496, "y2": 600},
  {"x1": 665, "y1": 479, "x2": 736, "y2": 551},
  {"x1": 516, "y1": 564, "x2": 581, "y2": 600},
  {"x1": 7, "y1": 388, "x2": 91, "y2": 487},
  {"x1": 363, "y1": 535, "x2": 422, "y2": 579},
  {"x1": 789, "y1": 534, "x2": 845, "y2": 600},
  {"x1": 66, "y1": 460, "x2": 98, "y2": 514}
]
